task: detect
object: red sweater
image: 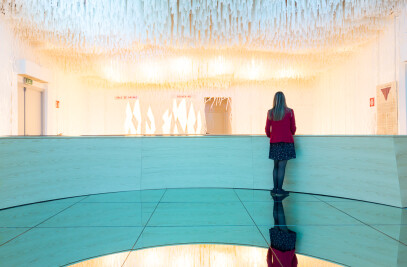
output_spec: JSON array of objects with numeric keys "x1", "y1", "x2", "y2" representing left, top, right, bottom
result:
[
  {"x1": 265, "y1": 108, "x2": 296, "y2": 143},
  {"x1": 267, "y1": 248, "x2": 298, "y2": 267}
]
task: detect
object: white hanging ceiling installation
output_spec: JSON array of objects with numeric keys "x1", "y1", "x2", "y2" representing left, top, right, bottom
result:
[{"x1": 1, "y1": 0, "x2": 406, "y2": 85}]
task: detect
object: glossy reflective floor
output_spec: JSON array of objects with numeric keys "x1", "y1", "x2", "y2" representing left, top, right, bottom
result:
[{"x1": 0, "y1": 188, "x2": 406, "y2": 267}]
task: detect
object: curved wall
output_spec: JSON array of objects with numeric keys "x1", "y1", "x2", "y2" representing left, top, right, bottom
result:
[{"x1": 0, "y1": 135, "x2": 406, "y2": 209}]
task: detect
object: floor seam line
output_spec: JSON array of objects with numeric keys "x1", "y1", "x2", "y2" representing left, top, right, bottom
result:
[
  {"x1": 233, "y1": 189, "x2": 269, "y2": 245},
  {"x1": 233, "y1": 189, "x2": 284, "y2": 267},
  {"x1": 315, "y1": 196, "x2": 407, "y2": 246},
  {"x1": 0, "y1": 196, "x2": 89, "y2": 247},
  {"x1": 120, "y1": 188, "x2": 168, "y2": 267}
]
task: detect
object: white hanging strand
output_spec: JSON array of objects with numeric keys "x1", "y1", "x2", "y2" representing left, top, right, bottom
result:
[
  {"x1": 1, "y1": 0, "x2": 405, "y2": 51},
  {"x1": 0, "y1": 0, "x2": 405, "y2": 84}
]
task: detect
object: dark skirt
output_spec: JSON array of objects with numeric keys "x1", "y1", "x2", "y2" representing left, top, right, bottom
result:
[
  {"x1": 269, "y1": 227, "x2": 296, "y2": 251},
  {"x1": 269, "y1": 142, "x2": 296, "y2": 161}
]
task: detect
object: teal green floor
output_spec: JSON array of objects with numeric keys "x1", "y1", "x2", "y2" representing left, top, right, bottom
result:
[{"x1": 0, "y1": 188, "x2": 406, "y2": 267}]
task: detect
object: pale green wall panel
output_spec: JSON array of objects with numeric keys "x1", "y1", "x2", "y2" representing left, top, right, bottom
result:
[{"x1": 0, "y1": 136, "x2": 406, "y2": 209}]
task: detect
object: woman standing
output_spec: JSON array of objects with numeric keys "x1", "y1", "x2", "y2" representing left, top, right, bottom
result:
[{"x1": 265, "y1": 91, "x2": 296, "y2": 196}]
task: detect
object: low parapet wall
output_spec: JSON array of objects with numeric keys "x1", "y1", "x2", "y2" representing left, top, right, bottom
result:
[{"x1": 1, "y1": 135, "x2": 406, "y2": 209}]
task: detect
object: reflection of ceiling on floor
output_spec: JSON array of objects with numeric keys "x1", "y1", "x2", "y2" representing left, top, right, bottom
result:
[
  {"x1": 70, "y1": 245, "x2": 341, "y2": 267},
  {"x1": 1, "y1": 1, "x2": 406, "y2": 84}
]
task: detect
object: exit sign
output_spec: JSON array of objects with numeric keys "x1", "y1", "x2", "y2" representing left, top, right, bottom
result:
[{"x1": 23, "y1": 77, "x2": 33, "y2": 85}]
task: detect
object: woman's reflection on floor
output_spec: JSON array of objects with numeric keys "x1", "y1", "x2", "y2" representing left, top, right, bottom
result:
[{"x1": 267, "y1": 194, "x2": 298, "y2": 267}]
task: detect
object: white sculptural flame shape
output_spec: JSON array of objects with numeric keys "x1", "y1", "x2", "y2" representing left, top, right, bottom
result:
[
  {"x1": 162, "y1": 110, "x2": 172, "y2": 134},
  {"x1": 177, "y1": 99, "x2": 188, "y2": 133},
  {"x1": 187, "y1": 103, "x2": 197, "y2": 134},
  {"x1": 146, "y1": 106, "x2": 156, "y2": 134},
  {"x1": 124, "y1": 98, "x2": 203, "y2": 135},
  {"x1": 133, "y1": 99, "x2": 142, "y2": 134},
  {"x1": 125, "y1": 102, "x2": 136, "y2": 134}
]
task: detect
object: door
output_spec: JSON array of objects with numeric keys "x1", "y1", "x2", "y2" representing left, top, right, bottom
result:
[
  {"x1": 204, "y1": 98, "x2": 231, "y2": 135},
  {"x1": 18, "y1": 84, "x2": 43, "y2": 135}
]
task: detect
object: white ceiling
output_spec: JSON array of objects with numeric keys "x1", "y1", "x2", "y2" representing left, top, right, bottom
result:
[{"x1": 1, "y1": 0, "x2": 405, "y2": 84}]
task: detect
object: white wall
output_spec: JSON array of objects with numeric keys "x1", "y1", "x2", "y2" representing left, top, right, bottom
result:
[
  {"x1": 0, "y1": 16, "x2": 54, "y2": 136},
  {"x1": 0, "y1": 16, "x2": 22, "y2": 136},
  {"x1": 1, "y1": 13, "x2": 406, "y2": 136},
  {"x1": 80, "y1": 81, "x2": 316, "y2": 136},
  {"x1": 50, "y1": 72, "x2": 87, "y2": 135},
  {"x1": 48, "y1": 14, "x2": 406, "y2": 136},
  {"x1": 398, "y1": 10, "x2": 407, "y2": 134},
  {"x1": 0, "y1": 11, "x2": 315, "y2": 137},
  {"x1": 313, "y1": 15, "x2": 406, "y2": 135},
  {"x1": 230, "y1": 81, "x2": 315, "y2": 135},
  {"x1": 0, "y1": 16, "x2": 90, "y2": 136}
]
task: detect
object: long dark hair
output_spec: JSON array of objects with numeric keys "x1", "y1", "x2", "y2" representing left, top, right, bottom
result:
[{"x1": 268, "y1": 91, "x2": 288, "y2": 121}]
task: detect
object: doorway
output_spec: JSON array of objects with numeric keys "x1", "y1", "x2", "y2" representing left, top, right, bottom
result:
[
  {"x1": 204, "y1": 97, "x2": 231, "y2": 135},
  {"x1": 18, "y1": 80, "x2": 44, "y2": 135}
]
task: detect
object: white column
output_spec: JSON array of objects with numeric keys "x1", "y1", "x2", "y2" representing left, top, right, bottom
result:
[{"x1": 398, "y1": 11, "x2": 407, "y2": 134}]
